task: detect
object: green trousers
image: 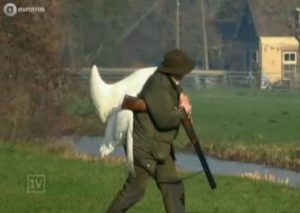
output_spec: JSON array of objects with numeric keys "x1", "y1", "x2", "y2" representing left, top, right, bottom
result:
[{"x1": 106, "y1": 156, "x2": 185, "y2": 213}]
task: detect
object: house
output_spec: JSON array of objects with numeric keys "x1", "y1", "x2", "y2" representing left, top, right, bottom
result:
[
  {"x1": 259, "y1": 37, "x2": 298, "y2": 83},
  {"x1": 231, "y1": 0, "x2": 300, "y2": 84}
]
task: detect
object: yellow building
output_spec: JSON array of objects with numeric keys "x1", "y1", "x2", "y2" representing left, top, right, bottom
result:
[
  {"x1": 259, "y1": 37, "x2": 299, "y2": 83},
  {"x1": 231, "y1": 0, "x2": 300, "y2": 88}
]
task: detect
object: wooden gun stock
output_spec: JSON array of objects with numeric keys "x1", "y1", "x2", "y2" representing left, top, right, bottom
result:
[
  {"x1": 121, "y1": 95, "x2": 147, "y2": 112},
  {"x1": 180, "y1": 108, "x2": 217, "y2": 190}
]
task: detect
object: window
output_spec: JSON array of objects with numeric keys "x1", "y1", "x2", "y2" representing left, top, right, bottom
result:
[
  {"x1": 283, "y1": 52, "x2": 297, "y2": 63},
  {"x1": 251, "y1": 51, "x2": 258, "y2": 63},
  {"x1": 282, "y1": 51, "x2": 298, "y2": 80}
]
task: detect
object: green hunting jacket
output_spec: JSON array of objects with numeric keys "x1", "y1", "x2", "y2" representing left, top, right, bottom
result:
[{"x1": 132, "y1": 71, "x2": 182, "y2": 170}]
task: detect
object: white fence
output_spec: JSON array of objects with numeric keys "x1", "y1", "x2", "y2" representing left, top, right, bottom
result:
[{"x1": 65, "y1": 67, "x2": 297, "y2": 90}]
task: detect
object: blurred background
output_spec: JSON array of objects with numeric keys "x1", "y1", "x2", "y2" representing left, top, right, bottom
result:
[{"x1": 1, "y1": 0, "x2": 300, "y2": 145}]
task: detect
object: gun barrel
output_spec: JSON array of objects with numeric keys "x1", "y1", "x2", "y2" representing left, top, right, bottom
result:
[
  {"x1": 194, "y1": 141, "x2": 217, "y2": 189},
  {"x1": 180, "y1": 108, "x2": 217, "y2": 190}
]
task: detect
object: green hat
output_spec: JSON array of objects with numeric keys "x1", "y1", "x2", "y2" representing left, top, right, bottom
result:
[{"x1": 157, "y1": 49, "x2": 195, "y2": 76}]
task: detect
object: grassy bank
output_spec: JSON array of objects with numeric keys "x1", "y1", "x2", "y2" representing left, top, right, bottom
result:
[{"x1": 1, "y1": 142, "x2": 300, "y2": 213}]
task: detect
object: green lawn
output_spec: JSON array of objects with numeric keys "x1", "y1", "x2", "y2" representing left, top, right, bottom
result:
[
  {"x1": 1, "y1": 143, "x2": 300, "y2": 213},
  {"x1": 187, "y1": 88, "x2": 300, "y2": 145},
  {"x1": 174, "y1": 88, "x2": 300, "y2": 170},
  {"x1": 66, "y1": 88, "x2": 300, "y2": 170},
  {"x1": 68, "y1": 87, "x2": 300, "y2": 145}
]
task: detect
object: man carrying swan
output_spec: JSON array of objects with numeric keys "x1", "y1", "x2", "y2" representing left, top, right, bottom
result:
[{"x1": 106, "y1": 49, "x2": 195, "y2": 213}]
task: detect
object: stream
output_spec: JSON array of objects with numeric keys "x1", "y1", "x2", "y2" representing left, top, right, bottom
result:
[{"x1": 74, "y1": 136, "x2": 300, "y2": 188}]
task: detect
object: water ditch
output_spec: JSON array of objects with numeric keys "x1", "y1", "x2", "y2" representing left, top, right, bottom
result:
[{"x1": 74, "y1": 136, "x2": 300, "y2": 188}]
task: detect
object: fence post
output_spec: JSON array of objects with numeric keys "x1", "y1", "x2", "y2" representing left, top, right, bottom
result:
[
  {"x1": 223, "y1": 71, "x2": 228, "y2": 88},
  {"x1": 256, "y1": 72, "x2": 261, "y2": 89}
]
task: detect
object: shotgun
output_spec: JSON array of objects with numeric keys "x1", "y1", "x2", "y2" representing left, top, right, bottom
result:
[{"x1": 179, "y1": 108, "x2": 217, "y2": 190}]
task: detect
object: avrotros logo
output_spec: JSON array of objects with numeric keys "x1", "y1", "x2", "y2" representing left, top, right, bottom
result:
[
  {"x1": 3, "y1": 3, "x2": 17, "y2": 17},
  {"x1": 3, "y1": 2, "x2": 45, "y2": 17}
]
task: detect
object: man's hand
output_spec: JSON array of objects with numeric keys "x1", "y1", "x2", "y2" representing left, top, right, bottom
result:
[{"x1": 179, "y1": 93, "x2": 192, "y2": 115}]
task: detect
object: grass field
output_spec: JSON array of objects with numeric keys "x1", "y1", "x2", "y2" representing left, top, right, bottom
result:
[
  {"x1": 65, "y1": 88, "x2": 300, "y2": 170},
  {"x1": 187, "y1": 88, "x2": 300, "y2": 145},
  {"x1": 67, "y1": 87, "x2": 300, "y2": 145},
  {"x1": 1, "y1": 142, "x2": 300, "y2": 213},
  {"x1": 178, "y1": 88, "x2": 300, "y2": 170}
]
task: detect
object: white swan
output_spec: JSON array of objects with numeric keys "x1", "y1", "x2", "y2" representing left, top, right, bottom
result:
[{"x1": 90, "y1": 65, "x2": 156, "y2": 175}]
